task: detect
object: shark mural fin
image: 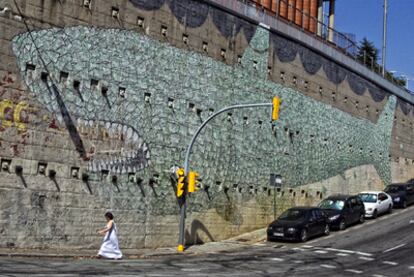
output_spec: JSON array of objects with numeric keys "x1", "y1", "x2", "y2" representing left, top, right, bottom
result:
[
  {"x1": 240, "y1": 25, "x2": 270, "y2": 80},
  {"x1": 372, "y1": 95, "x2": 397, "y2": 185}
]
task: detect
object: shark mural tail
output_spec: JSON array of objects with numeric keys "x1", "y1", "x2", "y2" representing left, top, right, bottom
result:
[{"x1": 372, "y1": 95, "x2": 397, "y2": 185}]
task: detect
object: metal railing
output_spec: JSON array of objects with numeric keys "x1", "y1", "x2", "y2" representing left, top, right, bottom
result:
[
  {"x1": 239, "y1": 0, "x2": 357, "y2": 54},
  {"x1": 238, "y1": 0, "x2": 410, "y2": 92}
]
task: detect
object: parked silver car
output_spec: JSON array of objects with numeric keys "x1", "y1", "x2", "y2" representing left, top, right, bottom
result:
[{"x1": 358, "y1": 191, "x2": 393, "y2": 218}]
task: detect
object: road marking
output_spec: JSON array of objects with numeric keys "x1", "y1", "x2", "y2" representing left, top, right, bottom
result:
[
  {"x1": 326, "y1": 248, "x2": 354, "y2": 254},
  {"x1": 409, "y1": 220, "x2": 414, "y2": 224},
  {"x1": 345, "y1": 269, "x2": 363, "y2": 274},
  {"x1": 302, "y1": 245, "x2": 314, "y2": 248},
  {"x1": 292, "y1": 247, "x2": 305, "y2": 251},
  {"x1": 336, "y1": 253, "x2": 349, "y2": 257},
  {"x1": 409, "y1": 266, "x2": 414, "y2": 269},
  {"x1": 382, "y1": 261, "x2": 398, "y2": 266},
  {"x1": 293, "y1": 260, "x2": 304, "y2": 264},
  {"x1": 314, "y1": 250, "x2": 328, "y2": 254},
  {"x1": 383, "y1": 243, "x2": 406, "y2": 253},
  {"x1": 320, "y1": 264, "x2": 337, "y2": 269},
  {"x1": 328, "y1": 248, "x2": 372, "y2": 257},
  {"x1": 269, "y1": 257, "x2": 284, "y2": 262},
  {"x1": 356, "y1": 251, "x2": 373, "y2": 257},
  {"x1": 372, "y1": 274, "x2": 387, "y2": 277},
  {"x1": 359, "y1": 256, "x2": 374, "y2": 261}
]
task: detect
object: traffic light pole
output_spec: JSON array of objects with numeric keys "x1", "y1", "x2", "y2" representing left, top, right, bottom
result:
[{"x1": 178, "y1": 101, "x2": 276, "y2": 252}]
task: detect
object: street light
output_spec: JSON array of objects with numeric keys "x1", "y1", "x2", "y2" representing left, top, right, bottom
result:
[
  {"x1": 270, "y1": 174, "x2": 283, "y2": 219},
  {"x1": 382, "y1": 0, "x2": 388, "y2": 77},
  {"x1": 177, "y1": 97, "x2": 283, "y2": 252}
]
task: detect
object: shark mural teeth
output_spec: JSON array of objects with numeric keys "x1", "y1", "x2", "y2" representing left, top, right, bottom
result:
[
  {"x1": 11, "y1": 26, "x2": 396, "y2": 186},
  {"x1": 82, "y1": 119, "x2": 149, "y2": 173}
]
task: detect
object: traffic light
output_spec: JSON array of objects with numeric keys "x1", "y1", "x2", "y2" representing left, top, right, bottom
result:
[
  {"x1": 176, "y1": 168, "x2": 185, "y2": 197},
  {"x1": 272, "y1": 96, "x2": 281, "y2": 121},
  {"x1": 188, "y1": 171, "x2": 200, "y2": 193}
]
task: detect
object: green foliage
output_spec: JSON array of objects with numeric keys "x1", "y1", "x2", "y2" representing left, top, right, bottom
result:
[
  {"x1": 357, "y1": 37, "x2": 379, "y2": 66},
  {"x1": 385, "y1": 71, "x2": 407, "y2": 88},
  {"x1": 357, "y1": 37, "x2": 407, "y2": 89}
]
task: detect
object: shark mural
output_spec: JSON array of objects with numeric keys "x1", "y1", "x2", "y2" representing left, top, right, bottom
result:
[{"x1": 11, "y1": 25, "x2": 396, "y2": 189}]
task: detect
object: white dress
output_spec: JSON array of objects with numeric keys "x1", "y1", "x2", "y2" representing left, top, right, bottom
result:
[{"x1": 98, "y1": 221, "x2": 122, "y2": 259}]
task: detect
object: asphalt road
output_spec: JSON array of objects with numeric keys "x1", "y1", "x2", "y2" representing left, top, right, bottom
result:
[{"x1": 1, "y1": 205, "x2": 414, "y2": 277}]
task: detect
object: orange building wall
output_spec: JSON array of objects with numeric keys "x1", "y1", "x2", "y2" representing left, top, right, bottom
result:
[{"x1": 252, "y1": 0, "x2": 319, "y2": 34}]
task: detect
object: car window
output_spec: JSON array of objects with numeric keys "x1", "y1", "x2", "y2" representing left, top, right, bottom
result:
[
  {"x1": 385, "y1": 185, "x2": 406, "y2": 193},
  {"x1": 318, "y1": 199, "x2": 345, "y2": 210},
  {"x1": 378, "y1": 193, "x2": 387, "y2": 201},
  {"x1": 278, "y1": 209, "x2": 308, "y2": 221},
  {"x1": 359, "y1": 193, "x2": 377, "y2": 203}
]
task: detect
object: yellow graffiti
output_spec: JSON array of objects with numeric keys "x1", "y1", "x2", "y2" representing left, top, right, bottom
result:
[
  {"x1": 0, "y1": 100, "x2": 14, "y2": 128},
  {"x1": 14, "y1": 102, "x2": 29, "y2": 131},
  {"x1": 0, "y1": 100, "x2": 29, "y2": 131}
]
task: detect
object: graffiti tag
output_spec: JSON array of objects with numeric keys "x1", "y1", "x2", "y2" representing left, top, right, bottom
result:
[{"x1": 0, "y1": 100, "x2": 29, "y2": 131}]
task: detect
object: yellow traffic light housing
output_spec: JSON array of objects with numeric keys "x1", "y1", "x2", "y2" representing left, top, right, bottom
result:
[
  {"x1": 176, "y1": 168, "x2": 185, "y2": 197},
  {"x1": 272, "y1": 96, "x2": 281, "y2": 121},
  {"x1": 188, "y1": 171, "x2": 200, "y2": 193}
]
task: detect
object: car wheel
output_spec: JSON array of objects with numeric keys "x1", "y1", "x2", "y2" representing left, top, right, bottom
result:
[
  {"x1": 372, "y1": 210, "x2": 378, "y2": 219},
  {"x1": 359, "y1": 213, "x2": 365, "y2": 223},
  {"x1": 300, "y1": 229, "x2": 308, "y2": 242},
  {"x1": 387, "y1": 204, "x2": 392, "y2": 213},
  {"x1": 339, "y1": 220, "x2": 346, "y2": 231},
  {"x1": 402, "y1": 201, "x2": 407, "y2": 209},
  {"x1": 324, "y1": 224, "x2": 330, "y2": 236}
]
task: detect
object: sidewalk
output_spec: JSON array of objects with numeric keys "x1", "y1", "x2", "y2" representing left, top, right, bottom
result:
[{"x1": 0, "y1": 228, "x2": 267, "y2": 259}]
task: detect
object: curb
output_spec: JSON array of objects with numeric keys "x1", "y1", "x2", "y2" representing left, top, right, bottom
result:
[{"x1": 0, "y1": 228, "x2": 268, "y2": 259}]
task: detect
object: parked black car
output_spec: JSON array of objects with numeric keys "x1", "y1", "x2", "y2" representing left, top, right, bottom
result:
[
  {"x1": 267, "y1": 207, "x2": 330, "y2": 242},
  {"x1": 318, "y1": 195, "x2": 365, "y2": 230},
  {"x1": 384, "y1": 183, "x2": 414, "y2": 208}
]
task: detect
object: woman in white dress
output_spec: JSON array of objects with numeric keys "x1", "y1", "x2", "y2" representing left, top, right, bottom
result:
[{"x1": 97, "y1": 212, "x2": 122, "y2": 259}]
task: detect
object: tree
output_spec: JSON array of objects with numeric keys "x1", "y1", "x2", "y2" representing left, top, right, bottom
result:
[
  {"x1": 355, "y1": 37, "x2": 407, "y2": 89},
  {"x1": 357, "y1": 37, "x2": 379, "y2": 67},
  {"x1": 385, "y1": 71, "x2": 407, "y2": 88}
]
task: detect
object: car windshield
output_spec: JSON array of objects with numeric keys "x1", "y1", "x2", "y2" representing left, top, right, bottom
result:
[
  {"x1": 318, "y1": 199, "x2": 345, "y2": 210},
  {"x1": 385, "y1": 185, "x2": 405, "y2": 193},
  {"x1": 359, "y1": 193, "x2": 377, "y2": 203},
  {"x1": 278, "y1": 209, "x2": 308, "y2": 221}
]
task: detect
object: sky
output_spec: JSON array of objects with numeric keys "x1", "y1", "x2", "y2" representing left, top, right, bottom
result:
[{"x1": 335, "y1": 0, "x2": 414, "y2": 90}]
